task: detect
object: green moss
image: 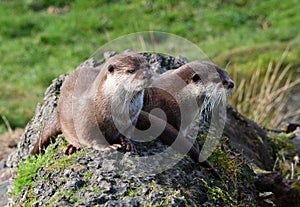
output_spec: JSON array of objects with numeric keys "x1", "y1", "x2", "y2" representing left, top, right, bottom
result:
[
  {"x1": 201, "y1": 179, "x2": 237, "y2": 206},
  {"x1": 292, "y1": 181, "x2": 300, "y2": 194},
  {"x1": 48, "y1": 147, "x2": 88, "y2": 170},
  {"x1": 48, "y1": 182, "x2": 87, "y2": 205},
  {"x1": 127, "y1": 187, "x2": 139, "y2": 198},
  {"x1": 12, "y1": 188, "x2": 37, "y2": 207},
  {"x1": 49, "y1": 189, "x2": 74, "y2": 204},
  {"x1": 11, "y1": 148, "x2": 55, "y2": 197},
  {"x1": 204, "y1": 136, "x2": 254, "y2": 184},
  {"x1": 11, "y1": 137, "x2": 88, "y2": 199},
  {"x1": 92, "y1": 186, "x2": 101, "y2": 195},
  {"x1": 197, "y1": 135, "x2": 257, "y2": 205},
  {"x1": 83, "y1": 171, "x2": 93, "y2": 180}
]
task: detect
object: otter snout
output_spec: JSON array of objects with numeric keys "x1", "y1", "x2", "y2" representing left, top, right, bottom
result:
[
  {"x1": 222, "y1": 79, "x2": 234, "y2": 90},
  {"x1": 212, "y1": 64, "x2": 234, "y2": 91}
]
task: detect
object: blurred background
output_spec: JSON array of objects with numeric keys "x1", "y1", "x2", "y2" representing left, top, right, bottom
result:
[{"x1": 0, "y1": 0, "x2": 300, "y2": 136}]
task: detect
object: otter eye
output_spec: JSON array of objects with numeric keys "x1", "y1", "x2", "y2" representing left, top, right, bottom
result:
[
  {"x1": 108, "y1": 65, "x2": 114, "y2": 73},
  {"x1": 128, "y1": 69, "x2": 136, "y2": 74},
  {"x1": 192, "y1": 74, "x2": 201, "y2": 83}
]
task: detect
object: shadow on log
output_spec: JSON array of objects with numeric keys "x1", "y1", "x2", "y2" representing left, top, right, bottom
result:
[
  {"x1": 255, "y1": 172, "x2": 300, "y2": 206},
  {"x1": 224, "y1": 105, "x2": 274, "y2": 170}
]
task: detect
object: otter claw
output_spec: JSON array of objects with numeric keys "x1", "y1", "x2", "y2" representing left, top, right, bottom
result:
[
  {"x1": 120, "y1": 137, "x2": 136, "y2": 152},
  {"x1": 64, "y1": 144, "x2": 79, "y2": 155}
]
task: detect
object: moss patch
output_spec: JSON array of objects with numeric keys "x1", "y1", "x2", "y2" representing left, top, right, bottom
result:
[{"x1": 11, "y1": 137, "x2": 88, "y2": 198}]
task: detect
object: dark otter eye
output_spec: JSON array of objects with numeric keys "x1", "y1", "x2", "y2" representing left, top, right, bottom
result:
[
  {"x1": 128, "y1": 69, "x2": 136, "y2": 74},
  {"x1": 192, "y1": 74, "x2": 201, "y2": 83},
  {"x1": 108, "y1": 65, "x2": 114, "y2": 73}
]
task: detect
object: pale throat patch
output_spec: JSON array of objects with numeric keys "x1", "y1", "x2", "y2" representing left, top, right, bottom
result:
[
  {"x1": 130, "y1": 90, "x2": 144, "y2": 123},
  {"x1": 101, "y1": 72, "x2": 145, "y2": 126}
]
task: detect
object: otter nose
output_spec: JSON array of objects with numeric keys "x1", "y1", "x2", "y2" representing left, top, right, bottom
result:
[
  {"x1": 143, "y1": 70, "x2": 153, "y2": 80},
  {"x1": 222, "y1": 79, "x2": 234, "y2": 89}
]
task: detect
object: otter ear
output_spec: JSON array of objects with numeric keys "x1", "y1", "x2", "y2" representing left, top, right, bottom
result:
[{"x1": 108, "y1": 64, "x2": 114, "y2": 73}]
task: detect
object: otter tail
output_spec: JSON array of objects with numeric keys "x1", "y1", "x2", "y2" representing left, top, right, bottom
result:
[
  {"x1": 31, "y1": 110, "x2": 62, "y2": 155},
  {"x1": 136, "y1": 111, "x2": 221, "y2": 180}
]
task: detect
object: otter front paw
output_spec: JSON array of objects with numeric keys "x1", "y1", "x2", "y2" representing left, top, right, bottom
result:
[
  {"x1": 120, "y1": 136, "x2": 136, "y2": 152},
  {"x1": 64, "y1": 144, "x2": 80, "y2": 155}
]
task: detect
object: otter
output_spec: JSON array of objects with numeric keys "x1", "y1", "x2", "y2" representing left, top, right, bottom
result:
[
  {"x1": 142, "y1": 60, "x2": 234, "y2": 135},
  {"x1": 132, "y1": 60, "x2": 234, "y2": 179},
  {"x1": 31, "y1": 52, "x2": 153, "y2": 155}
]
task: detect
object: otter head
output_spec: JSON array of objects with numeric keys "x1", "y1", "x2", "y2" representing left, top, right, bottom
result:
[
  {"x1": 104, "y1": 53, "x2": 153, "y2": 94},
  {"x1": 101, "y1": 53, "x2": 153, "y2": 123},
  {"x1": 197, "y1": 60, "x2": 234, "y2": 92},
  {"x1": 175, "y1": 60, "x2": 234, "y2": 109}
]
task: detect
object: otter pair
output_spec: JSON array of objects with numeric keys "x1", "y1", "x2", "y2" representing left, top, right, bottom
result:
[{"x1": 31, "y1": 52, "x2": 234, "y2": 179}]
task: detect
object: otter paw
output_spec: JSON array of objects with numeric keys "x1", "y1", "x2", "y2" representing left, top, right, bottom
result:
[
  {"x1": 64, "y1": 144, "x2": 79, "y2": 155},
  {"x1": 121, "y1": 137, "x2": 136, "y2": 152}
]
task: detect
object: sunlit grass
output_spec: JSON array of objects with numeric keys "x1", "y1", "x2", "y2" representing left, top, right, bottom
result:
[{"x1": 1, "y1": 0, "x2": 300, "y2": 131}]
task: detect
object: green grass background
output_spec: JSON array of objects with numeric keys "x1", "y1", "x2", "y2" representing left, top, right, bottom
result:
[{"x1": 1, "y1": 0, "x2": 300, "y2": 133}]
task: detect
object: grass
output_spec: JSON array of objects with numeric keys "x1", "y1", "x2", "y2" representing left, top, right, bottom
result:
[
  {"x1": 230, "y1": 48, "x2": 300, "y2": 128},
  {"x1": 1, "y1": 0, "x2": 300, "y2": 132},
  {"x1": 267, "y1": 131, "x2": 300, "y2": 180}
]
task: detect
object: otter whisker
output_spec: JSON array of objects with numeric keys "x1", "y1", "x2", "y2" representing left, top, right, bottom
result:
[{"x1": 199, "y1": 82, "x2": 228, "y2": 121}]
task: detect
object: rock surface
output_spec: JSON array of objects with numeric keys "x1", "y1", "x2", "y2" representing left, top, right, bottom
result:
[
  {"x1": 0, "y1": 128, "x2": 23, "y2": 207},
  {"x1": 12, "y1": 137, "x2": 231, "y2": 206}
]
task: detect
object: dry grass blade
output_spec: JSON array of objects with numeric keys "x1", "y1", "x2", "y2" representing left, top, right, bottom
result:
[
  {"x1": 286, "y1": 108, "x2": 300, "y2": 123},
  {"x1": 137, "y1": 32, "x2": 147, "y2": 51},
  {"x1": 260, "y1": 62, "x2": 272, "y2": 100},
  {"x1": 273, "y1": 64, "x2": 292, "y2": 92},
  {"x1": 229, "y1": 49, "x2": 300, "y2": 128},
  {"x1": 267, "y1": 47, "x2": 289, "y2": 94},
  {"x1": 1, "y1": 115, "x2": 13, "y2": 134}
]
